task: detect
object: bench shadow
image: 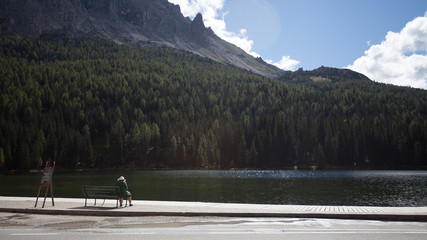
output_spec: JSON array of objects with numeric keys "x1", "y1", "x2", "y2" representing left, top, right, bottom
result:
[{"x1": 70, "y1": 206, "x2": 120, "y2": 210}]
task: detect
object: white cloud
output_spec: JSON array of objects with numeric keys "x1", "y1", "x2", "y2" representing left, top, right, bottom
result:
[
  {"x1": 266, "y1": 56, "x2": 300, "y2": 71},
  {"x1": 168, "y1": 0, "x2": 299, "y2": 71},
  {"x1": 347, "y1": 11, "x2": 427, "y2": 89}
]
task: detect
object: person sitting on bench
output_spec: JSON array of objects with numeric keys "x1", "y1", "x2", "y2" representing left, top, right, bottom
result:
[{"x1": 115, "y1": 176, "x2": 133, "y2": 207}]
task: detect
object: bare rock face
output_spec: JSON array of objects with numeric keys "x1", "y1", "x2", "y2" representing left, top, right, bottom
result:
[{"x1": 0, "y1": 0, "x2": 283, "y2": 77}]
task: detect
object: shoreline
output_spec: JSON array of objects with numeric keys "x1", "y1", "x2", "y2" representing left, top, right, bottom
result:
[
  {"x1": 4, "y1": 167, "x2": 427, "y2": 175},
  {"x1": 1, "y1": 196, "x2": 427, "y2": 222}
]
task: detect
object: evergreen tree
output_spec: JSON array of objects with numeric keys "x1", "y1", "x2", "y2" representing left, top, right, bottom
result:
[{"x1": 0, "y1": 35, "x2": 426, "y2": 170}]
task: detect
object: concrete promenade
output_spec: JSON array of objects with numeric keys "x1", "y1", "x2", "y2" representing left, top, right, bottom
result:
[{"x1": 1, "y1": 196, "x2": 427, "y2": 222}]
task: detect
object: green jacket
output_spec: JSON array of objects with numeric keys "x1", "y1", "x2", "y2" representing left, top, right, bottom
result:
[{"x1": 115, "y1": 180, "x2": 131, "y2": 197}]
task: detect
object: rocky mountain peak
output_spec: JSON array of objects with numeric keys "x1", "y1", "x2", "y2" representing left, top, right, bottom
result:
[
  {"x1": 192, "y1": 13, "x2": 205, "y2": 29},
  {"x1": 0, "y1": 0, "x2": 283, "y2": 78}
]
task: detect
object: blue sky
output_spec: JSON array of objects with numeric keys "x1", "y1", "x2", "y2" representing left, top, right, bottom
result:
[{"x1": 169, "y1": 0, "x2": 427, "y2": 89}]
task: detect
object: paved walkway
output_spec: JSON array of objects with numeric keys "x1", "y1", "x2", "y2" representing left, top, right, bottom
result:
[{"x1": 1, "y1": 196, "x2": 426, "y2": 222}]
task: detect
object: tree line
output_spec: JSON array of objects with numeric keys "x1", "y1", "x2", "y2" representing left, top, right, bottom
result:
[{"x1": 1, "y1": 35, "x2": 426, "y2": 170}]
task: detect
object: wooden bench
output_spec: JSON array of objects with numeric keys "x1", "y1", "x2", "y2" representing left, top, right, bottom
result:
[{"x1": 81, "y1": 185, "x2": 127, "y2": 208}]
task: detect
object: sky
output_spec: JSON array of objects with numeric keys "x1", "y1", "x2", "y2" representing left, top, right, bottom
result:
[{"x1": 168, "y1": 0, "x2": 427, "y2": 89}]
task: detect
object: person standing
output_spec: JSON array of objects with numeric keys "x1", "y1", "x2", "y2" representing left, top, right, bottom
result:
[{"x1": 115, "y1": 176, "x2": 133, "y2": 207}]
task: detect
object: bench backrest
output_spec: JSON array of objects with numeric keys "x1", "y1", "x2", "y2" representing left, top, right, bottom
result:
[{"x1": 82, "y1": 185, "x2": 122, "y2": 198}]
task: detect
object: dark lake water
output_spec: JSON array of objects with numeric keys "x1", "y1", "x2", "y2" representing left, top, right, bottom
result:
[{"x1": 1, "y1": 170, "x2": 426, "y2": 207}]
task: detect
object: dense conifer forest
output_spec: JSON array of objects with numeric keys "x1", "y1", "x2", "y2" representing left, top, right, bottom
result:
[{"x1": 1, "y1": 36, "x2": 426, "y2": 170}]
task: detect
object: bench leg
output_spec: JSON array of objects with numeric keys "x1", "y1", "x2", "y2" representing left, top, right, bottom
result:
[{"x1": 85, "y1": 198, "x2": 87, "y2": 207}]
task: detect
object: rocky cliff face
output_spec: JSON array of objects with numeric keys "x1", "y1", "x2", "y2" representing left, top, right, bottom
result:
[{"x1": 0, "y1": 0, "x2": 283, "y2": 78}]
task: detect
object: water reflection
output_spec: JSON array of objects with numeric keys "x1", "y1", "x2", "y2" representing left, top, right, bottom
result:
[{"x1": 1, "y1": 170, "x2": 426, "y2": 207}]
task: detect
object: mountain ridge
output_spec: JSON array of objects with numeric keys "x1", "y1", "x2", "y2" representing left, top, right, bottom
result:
[
  {"x1": 0, "y1": 0, "x2": 284, "y2": 78},
  {"x1": 279, "y1": 66, "x2": 371, "y2": 83}
]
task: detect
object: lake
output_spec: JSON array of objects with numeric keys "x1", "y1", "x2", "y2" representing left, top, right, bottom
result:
[{"x1": 1, "y1": 170, "x2": 426, "y2": 207}]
